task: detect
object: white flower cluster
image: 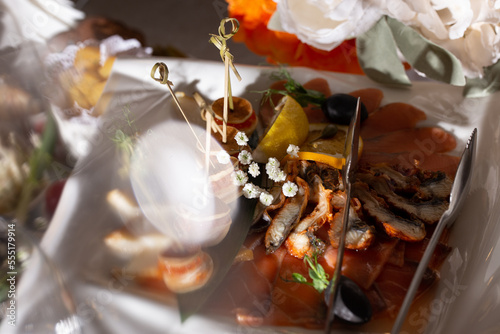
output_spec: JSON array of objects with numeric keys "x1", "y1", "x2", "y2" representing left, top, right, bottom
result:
[
  {"x1": 273, "y1": 0, "x2": 500, "y2": 77},
  {"x1": 220, "y1": 134, "x2": 301, "y2": 206}
]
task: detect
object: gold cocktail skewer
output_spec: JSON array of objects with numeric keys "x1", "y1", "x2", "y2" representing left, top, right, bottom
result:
[
  {"x1": 209, "y1": 18, "x2": 241, "y2": 143},
  {"x1": 193, "y1": 92, "x2": 223, "y2": 172},
  {"x1": 150, "y1": 62, "x2": 205, "y2": 152}
]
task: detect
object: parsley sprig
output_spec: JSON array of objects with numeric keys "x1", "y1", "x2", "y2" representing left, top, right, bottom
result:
[
  {"x1": 291, "y1": 254, "x2": 330, "y2": 293},
  {"x1": 259, "y1": 67, "x2": 326, "y2": 108}
]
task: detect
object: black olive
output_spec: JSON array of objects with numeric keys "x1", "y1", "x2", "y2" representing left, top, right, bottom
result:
[
  {"x1": 321, "y1": 94, "x2": 368, "y2": 125},
  {"x1": 323, "y1": 275, "x2": 372, "y2": 325}
]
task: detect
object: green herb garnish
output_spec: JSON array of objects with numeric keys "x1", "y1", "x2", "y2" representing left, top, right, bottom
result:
[
  {"x1": 290, "y1": 253, "x2": 330, "y2": 293},
  {"x1": 259, "y1": 67, "x2": 326, "y2": 108}
]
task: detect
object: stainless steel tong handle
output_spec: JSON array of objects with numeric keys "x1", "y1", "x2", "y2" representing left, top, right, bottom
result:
[{"x1": 324, "y1": 98, "x2": 361, "y2": 333}]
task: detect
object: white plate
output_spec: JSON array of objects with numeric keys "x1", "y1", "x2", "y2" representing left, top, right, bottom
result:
[{"x1": 4, "y1": 58, "x2": 500, "y2": 334}]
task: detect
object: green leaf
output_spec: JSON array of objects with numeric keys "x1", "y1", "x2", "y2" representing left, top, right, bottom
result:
[
  {"x1": 357, "y1": 16, "x2": 411, "y2": 86},
  {"x1": 309, "y1": 267, "x2": 321, "y2": 281},
  {"x1": 264, "y1": 67, "x2": 326, "y2": 107},
  {"x1": 312, "y1": 278, "x2": 328, "y2": 293},
  {"x1": 464, "y1": 60, "x2": 500, "y2": 97},
  {"x1": 303, "y1": 254, "x2": 314, "y2": 268},
  {"x1": 386, "y1": 17, "x2": 465, "y2": 86},
  {"x1": 289, "y1": 253, "x2": 329, "y2": 293},
  {"x1": 315, "y1": 262, "x2": 326, "y2": 279},
  {"x1": 292, "y1": 273, "x2": 308, "y2": 284},
  {"x1": 357, "y1": 16, "x2": 466, "y2": 87}
]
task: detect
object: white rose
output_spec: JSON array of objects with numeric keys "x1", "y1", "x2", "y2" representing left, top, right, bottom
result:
[
  {"x1": 273, "y1": 0, "x2": 500, "y2": 77},
  {"x1": 462, "y1": 22, "x2": 500, "y2": 76},
  {"x1": 387, "y1": 0, "x2": 473, "y2": 40},
  {"x1": 387, "y1": 0, "x2": 500, "y2": 77},
  {"x1": 273, "y1": 0, "x2": 386, "y2": 51}
]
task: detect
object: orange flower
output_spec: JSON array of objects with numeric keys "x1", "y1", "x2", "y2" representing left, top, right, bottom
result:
[{"x1": 226, "y1": 0, "x2": 364, "y2": 74}]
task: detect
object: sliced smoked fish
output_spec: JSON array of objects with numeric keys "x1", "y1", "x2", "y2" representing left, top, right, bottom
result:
[
  {"x1": 226, "y1": 239, "x2": 325, "y2": 329},
  {"x1": 302, "y1": 78, "x2": 331, "y2": 123},
  {"x1": 374, "y1": 261, "x2": 437, "y2": 318},
  {"x1": 360, "y1": 102, "x2": 427, "y2": 138},
  {"x1": 387, "y1": 241, "x2": 406, "y2": 267},
  {"x1": 353, "y1": 183, "x2": 426, "y2": 242},
  {"x1": 298, "y1": 160, "x2": 342, "y2": 192},
  {"x1": 368, "y1": 164, "x2": 453, "y2": 200},
  {"x1": 259, "y1": 79, "x2": 287, "y2": 129},
  {"x1": 356, "y1": 172, "x2": 449, "y2": 224},
  {"x1": 265, "y1": 177, "x2": 310, "y2": 253},
  {"x1": 348, "y1": 88, "x2": 384, "y2": 115},
  {"x1": 404, "y1": 236, "x2": 452, "y2": 271},
  {"x1": 362, "y1": 127, "x2": 457, "y2": 155},
  {"x1": 328, "y1": 205, "x2": 375, "y2": 250},
  {"x1": 286, "y1": 175, "x2": 333, "y2": 258},
  {"x1": 322, "y1": 237, "x2": 399, "y2": 290}
]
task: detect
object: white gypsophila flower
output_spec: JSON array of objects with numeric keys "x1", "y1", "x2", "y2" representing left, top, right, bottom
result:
[
  {"x1": 274, "y1": 169, "x2": 287, "y2": 182},
  {"x1": 266, "y1": 157, "x2": 280, "y2": 174},
  {"x1": 248, "y1": 161, "x2": 261, "y2": 178},
  {"x1": 266, "y1": 167, "x2": 279, "y2": 181},
  {"x1": 238, "y1": 150, "x2": 253, "y2": 165},
  {"x1": 287, "y1": 144, "x2": 300, "y2": 158},
  {"x1": 216, "y1": 150, "x2": 231, "y2": 164},
  {"x1": 233, "y1": 170, "x2": 248, "y2": 186},
  {"x1": 242, "y1": 183, "x2": 262, "y2": 199},
  {"x1": 282, "y1": 181, "x2": 299, "y2": 197},
  {"x1": 273, "y1": 0, "x2": 386, "y2": 51},
  {"x1": 259, "y1": 191, "x2": 274, "y2": 206},
  {"x1": 235, "y1": 131, "x2": 249, "y2": 146}
]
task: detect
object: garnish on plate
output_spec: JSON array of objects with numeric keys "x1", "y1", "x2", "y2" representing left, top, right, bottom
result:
[
  {"x1": 259, "y1": 67, "x2": 326, "y2": 108},
  {"x1": 289, "y1": 253, "x2": 330, "y2": 293}
]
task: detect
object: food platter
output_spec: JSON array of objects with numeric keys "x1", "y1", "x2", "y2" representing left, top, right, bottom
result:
[{"x1": 3, "y1": 57, "x2": 500, "y2": 334}]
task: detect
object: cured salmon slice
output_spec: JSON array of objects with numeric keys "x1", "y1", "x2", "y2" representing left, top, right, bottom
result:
[
  {"x1": 374, "y1": 262, "x2": 437, "y2": 318},
  {"x1": 259, "y1": 79, "x2": 287, "y2": 129},
  {"x1": 362, "y1": 127, "x2": 456, "y2": 155},
  {"x1": 303, "y1": 77, "x2": 331, "y2": 96},
  {"x1": 303, "y1": 78, "x2": 331, "y2": 123},
  {"x1": 360, "y1": 102, "x2": 427, "y2": 139},
  {"x1": 321, "y1": 237, "x2": 399, "y2": 290},
  {"x1": 348, "y1": 88, "x2": 384, "y2": 115},
  {"x1": 404, "y1": 237, "x2": 452, "y2": 271}
]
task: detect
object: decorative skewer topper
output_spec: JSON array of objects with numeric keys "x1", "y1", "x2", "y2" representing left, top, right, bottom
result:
[
  {"x1": 209, "y1": 17, "x2": 242, "y2": 143},
  {"x1": 150, "y1": 62, "x2": 207, "y2": 158}
]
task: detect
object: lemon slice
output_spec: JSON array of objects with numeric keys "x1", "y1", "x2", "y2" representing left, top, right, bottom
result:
[
  {"x1": 253, "y1": 96, "x2": 309, "y2": 162},
  {"x1": 297, "y1": 123, "x2": 363, "y2": 169}
]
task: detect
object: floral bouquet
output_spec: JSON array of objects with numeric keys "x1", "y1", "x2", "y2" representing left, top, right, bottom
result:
[{"x1": 227, "y1": 0, "x2": 500, "y2": 97}]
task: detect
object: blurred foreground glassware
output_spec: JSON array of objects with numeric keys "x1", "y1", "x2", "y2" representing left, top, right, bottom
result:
[{"x1": 129, "y1": 121, "x2": 239, "y2": 293}]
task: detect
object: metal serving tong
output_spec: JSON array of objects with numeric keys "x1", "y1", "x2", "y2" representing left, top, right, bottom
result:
[
  {"x1": 324, "y1": 98, "x2": 362, "y2": 333},
  {"x1": 391, "y1": 128, "x2": 478, "y2": 334}
]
